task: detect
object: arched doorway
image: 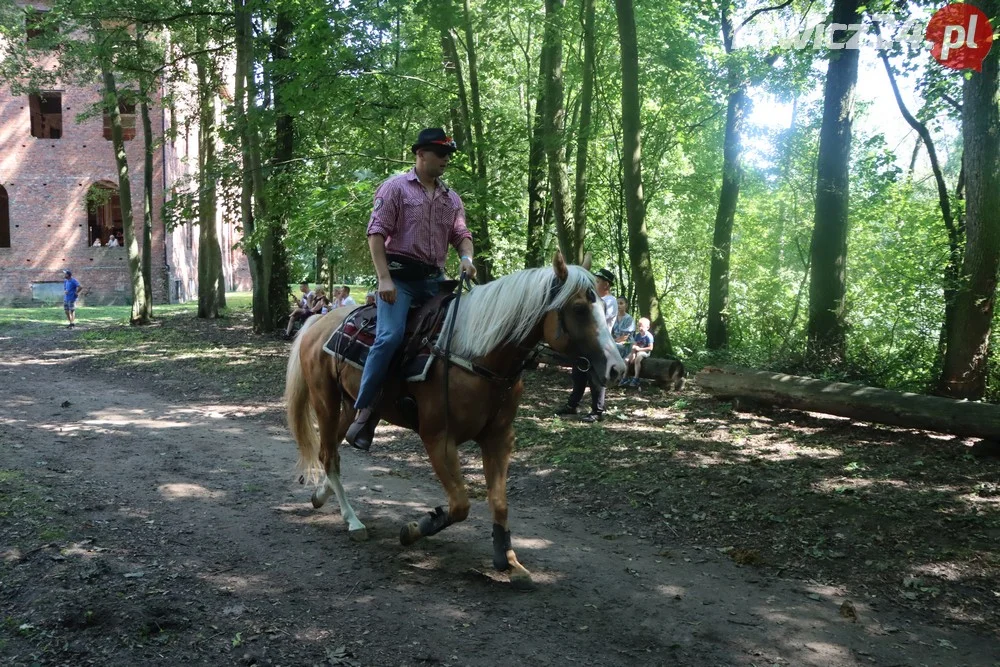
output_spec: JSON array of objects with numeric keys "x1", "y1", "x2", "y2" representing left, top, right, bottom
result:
[
  {"x1": 0, "y1": 185, "x2": 9, "y2": 248},
  {"x1": 86, "y1": 182, "x2": 123, "y2": 247}
]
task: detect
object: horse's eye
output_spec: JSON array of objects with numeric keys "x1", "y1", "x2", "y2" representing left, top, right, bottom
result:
[
  {"x1": 586, "y1": 289, "x2": 597, "y2": 303},
  {"x1": 573, "y1": 302, "x2": 591, "y2": 318}
]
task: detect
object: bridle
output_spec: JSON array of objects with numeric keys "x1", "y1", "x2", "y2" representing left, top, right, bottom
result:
[
  {"x1": 535, "y1": 279, "x2": 596, "y2": 373},
  {"x1": 436, "y1": 274, "x2": 594, "y2": 384},
  {"x1": 435, "y1": 272, "x2": 592, "y2": 443}
]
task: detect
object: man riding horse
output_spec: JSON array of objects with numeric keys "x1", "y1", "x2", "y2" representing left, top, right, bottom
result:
[{"x1": 346, "y1": 128, "x2": 477, "y2": 451}]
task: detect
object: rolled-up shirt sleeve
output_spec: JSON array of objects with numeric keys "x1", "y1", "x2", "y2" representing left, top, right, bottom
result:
[
  {"x1": 367, "y1": 182, "x2": 400, "y2": 239},
  {"x1": 449, "y1": 196, "x2": 473, "y2": 249}
]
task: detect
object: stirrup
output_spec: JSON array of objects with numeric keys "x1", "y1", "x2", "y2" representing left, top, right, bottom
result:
[{"x1": 346, "y1": 410, "x2": 377, "y2": 451}]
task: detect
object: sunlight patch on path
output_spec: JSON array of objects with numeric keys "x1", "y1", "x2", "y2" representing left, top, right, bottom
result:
[
  {"x1": 81, "y1": 415, "x2": 192, "y2": 430},
  {"x1": 159, "y1": 483, "x2": 226, "y2": 501}
]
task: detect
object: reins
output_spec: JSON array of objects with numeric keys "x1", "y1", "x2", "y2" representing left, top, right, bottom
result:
[{"x1": 441, "y1": 271, "x2": 475, "y2": 446}]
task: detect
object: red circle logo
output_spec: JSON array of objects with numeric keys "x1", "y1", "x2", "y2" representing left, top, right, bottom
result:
[{"x1": 926, "y1": 3, "x2": 995, "y2": 71}]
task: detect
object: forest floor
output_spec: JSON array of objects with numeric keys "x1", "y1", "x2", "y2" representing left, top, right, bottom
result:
[{"x1": 0, "y1": 305, "x2": 998, "y2": 666}]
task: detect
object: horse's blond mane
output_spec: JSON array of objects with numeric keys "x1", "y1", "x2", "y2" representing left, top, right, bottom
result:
[{"x1": 442, "y1": 264, "x2": 594, "y2": 359}]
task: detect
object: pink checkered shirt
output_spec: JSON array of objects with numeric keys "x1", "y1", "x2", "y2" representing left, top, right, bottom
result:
[{"x1": 366, "y1": 169, "x2": 472, "y2": 268}]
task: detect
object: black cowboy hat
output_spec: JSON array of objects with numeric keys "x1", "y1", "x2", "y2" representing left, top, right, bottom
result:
[
  {"x1": 593, "y1": 268, "x2": 615, "y2": 285},
  {"x1": 411, "y1": 128, "x2": 458, "y2": 154}
]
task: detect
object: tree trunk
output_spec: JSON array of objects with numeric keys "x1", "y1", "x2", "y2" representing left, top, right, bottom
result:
[
  {"x1": 461, "y1": 0, "x2": 494, "y2": 282},
  {"x1": 133, "y1": 25, "x2": 154, "y2": 319},
  {"x1": 443, "y1": 29, "x2": 473, "y2": 160},
  {"x1": 706, "y1": 3, "x2": 745, "y2": 350},
  {"x1": 706, "y1": 85, "x2": 747, "y2": 350},
  {"x1": 542, "y1": 0, "x2": 576, "y2": 263},
  {"x1": 439, "y1": 28, "x2": 469, "y2": 152},
  {"x1": 234, "y1": 0, "x2": 268, "y2": 332},
  {"x1": 806, "y1": 0, "x2": 860, "y2": 364},
  {"x1": 196, "y1": 36, "x2": 223, "y2": 320},
  {"x1": 614, "y1": 0, "x2": 672, "y2": 356},
  {"x1": 571, "y1": 0, "x2": 595, "y2": 257},
  {"x1": 698, "y1": 365, "x2": 1000, "y2": 440},
  {"x1": 705, "y1": 3, "x2": 793, "y2": 349},
  {"x1": 939, "y1": 0, "x2": 1000, "y2": 399},
  {"x1": 267, "y1": 9, "x2": 294, "y2": 331},
  {"x1": 525, "y1": 39, "x2": 548, "y2": 269},
  {"x1": 140, "y1": 98, "x2": 155, "y2": 317},
  {"x1": 216, "y1": 245, "x2": 227, "y2": 306},
  {"x1": 98, "y1": 46, "x2": 148, "y2": 325}
]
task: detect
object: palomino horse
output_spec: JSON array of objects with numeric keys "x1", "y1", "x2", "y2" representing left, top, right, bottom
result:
[{"x1": 284, "y1": 252, "x2": 625, "y2": 586}]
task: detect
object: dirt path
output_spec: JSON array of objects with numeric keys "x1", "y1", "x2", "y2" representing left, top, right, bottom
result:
[{"x1": 0, "y1": 335, "x2": 995, "y2": 666}]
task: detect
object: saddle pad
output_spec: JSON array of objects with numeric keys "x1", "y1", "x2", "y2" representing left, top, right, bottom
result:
[{"x1": 322, "y1": 305, "x2": 438, "y2": 383}]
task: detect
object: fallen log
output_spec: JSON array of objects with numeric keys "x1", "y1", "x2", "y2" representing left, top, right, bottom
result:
[
  {"x1": 696, "y1": 365, "x2": 1000, "y2": 440},
  {"x1": 534, "y1": 348, "x2": 685, "y2": 388}
]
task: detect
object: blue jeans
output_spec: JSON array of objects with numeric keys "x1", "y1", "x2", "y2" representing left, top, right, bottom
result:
[{"x1": 354, "y1": 276, "x2": 443, "y2": 409}]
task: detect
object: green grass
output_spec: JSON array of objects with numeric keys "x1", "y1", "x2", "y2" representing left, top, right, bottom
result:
[
  {"x1": 289, "y1": 283, "x2": 371, "y2": 299},
  {"x1": 0, "y1": 292, "x2": 253, "y2": 331},
  {"x1": 0, "y1": 291, "x2": 277, "y2": 399}
]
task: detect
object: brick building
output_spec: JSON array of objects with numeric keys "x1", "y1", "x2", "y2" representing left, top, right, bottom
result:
[{"x1": 0, "y1": 2, "x2": 250, "y2": 305}]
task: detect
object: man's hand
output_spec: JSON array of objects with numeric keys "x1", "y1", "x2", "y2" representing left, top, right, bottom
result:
[
  {"x1": 378, "y1": 277, "x2": 397, "y2": 305},
  {"x1": 460, "y1": 256, "x2": 477, "y2": 282}
]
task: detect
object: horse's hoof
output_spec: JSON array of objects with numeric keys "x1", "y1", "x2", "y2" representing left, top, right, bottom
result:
[
  {"x1": 510, "y1": 571, "x2": 535, "y2": 591},
  {"x1": 399, "y1": 522, "x2": 421, "y2": 546},
  {"x1": 348, "y1": 526, "x2": 369, "y2": 542},
  {"x1": 310, "y1": 490, "x2": 325, "y2": 509}
]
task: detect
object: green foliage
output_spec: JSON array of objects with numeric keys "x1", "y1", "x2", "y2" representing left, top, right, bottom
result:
[{"x1": 1, "y1": 0, "x2": 989, "y2": 395}]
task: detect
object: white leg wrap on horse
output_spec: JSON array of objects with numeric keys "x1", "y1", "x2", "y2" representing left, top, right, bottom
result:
[{"x1": 327, "y1": 473, "x2": 365, "y2": 533}]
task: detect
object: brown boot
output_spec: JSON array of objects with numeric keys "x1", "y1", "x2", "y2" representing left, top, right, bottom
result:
[{"x1": 346, "y1": 407, "x2": 377, "y2": 451}]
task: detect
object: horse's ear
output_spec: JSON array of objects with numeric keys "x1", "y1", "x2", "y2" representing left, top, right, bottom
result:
[
  {"x1": 582, "y1": 252, "x2": 593, "y2": 271},
  {"x1": 552, "y1": 251, "x2": 568, "y2": 282}
]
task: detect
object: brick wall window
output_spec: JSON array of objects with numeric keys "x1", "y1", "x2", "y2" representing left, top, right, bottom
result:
[
  {"x1": 103, "y1": 102, "x2": 136, "y2": 141},
  {"x1": 29, "y1": 92, "x2": 62, "y2": 139},
  {"x1": 0, "y1": 185, "x2": 9, "y2": 248},
  {"x1": 26, "y1": 10, "x2": 58, "y2": 48},
  {"x1": 86, "y1": 183, "x2": 123, "y2": 247}
]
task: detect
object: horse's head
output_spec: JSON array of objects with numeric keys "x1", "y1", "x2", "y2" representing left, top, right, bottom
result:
[{"x1": 543, "y1": 252, "x2": 627, "y2": 387}]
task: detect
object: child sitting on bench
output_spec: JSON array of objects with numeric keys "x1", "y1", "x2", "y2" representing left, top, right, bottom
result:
[{"x1": 621, "y1": 317, "x2": 653, "y2": 387}]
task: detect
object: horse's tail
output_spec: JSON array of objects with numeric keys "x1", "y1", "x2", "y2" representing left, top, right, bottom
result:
[{"x1": 285, "y1": 317, "x2": 323, "y2": 484}]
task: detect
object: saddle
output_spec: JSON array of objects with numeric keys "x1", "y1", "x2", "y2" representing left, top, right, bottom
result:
[{"x1": 322, "y1": 282, "x2": 459, "y2": 383}]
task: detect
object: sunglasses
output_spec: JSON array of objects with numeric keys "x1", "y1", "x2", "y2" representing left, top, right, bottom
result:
[{"x1": 425, "y1": 145, "x2": 454, "y2": 158}]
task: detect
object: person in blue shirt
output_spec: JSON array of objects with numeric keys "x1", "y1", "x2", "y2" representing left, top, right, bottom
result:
[
  {"x1": 63, "y1": 270, "x2": 83, "y2": 328},
  {"x1": 612, "y1": 297, "x2": 635, "y2": 358},
  {"x1": 622, "y1": 317, "x2": 653, "y2": 387}
]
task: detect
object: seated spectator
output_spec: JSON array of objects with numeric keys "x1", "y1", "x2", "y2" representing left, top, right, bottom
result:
[
  {"x1": 284, "y1": 282, "x2": 315, "y2": 339},
  {"x1": 331, "y1": 287, "x2": 343, "y2": 308},
  {"x1": 365, "y1": 291, "x2": 376, "y2": 306},
  {"x1": 621, "y1": 317, "x2": 653, "y2": 387},
  {"x1": 92, "y1": 237, "x2": 103, "y2": 247},
  {"x1": 311, "y1": 289, "x2": 331, "y2": 316},
  {"x1": 340, "y1": 285, "x2": 356, "y2": 307},
  {"x1": 107, "y1": 235, "x2": 120, "y2": 247},
  {"x1": 612, "y1": 297, "x2": 635, "y2": 358}
]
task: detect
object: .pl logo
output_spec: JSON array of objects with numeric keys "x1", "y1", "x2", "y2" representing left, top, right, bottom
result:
[{"x1": 926, "y1": 3, "x2": 995, "y2": 71}]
